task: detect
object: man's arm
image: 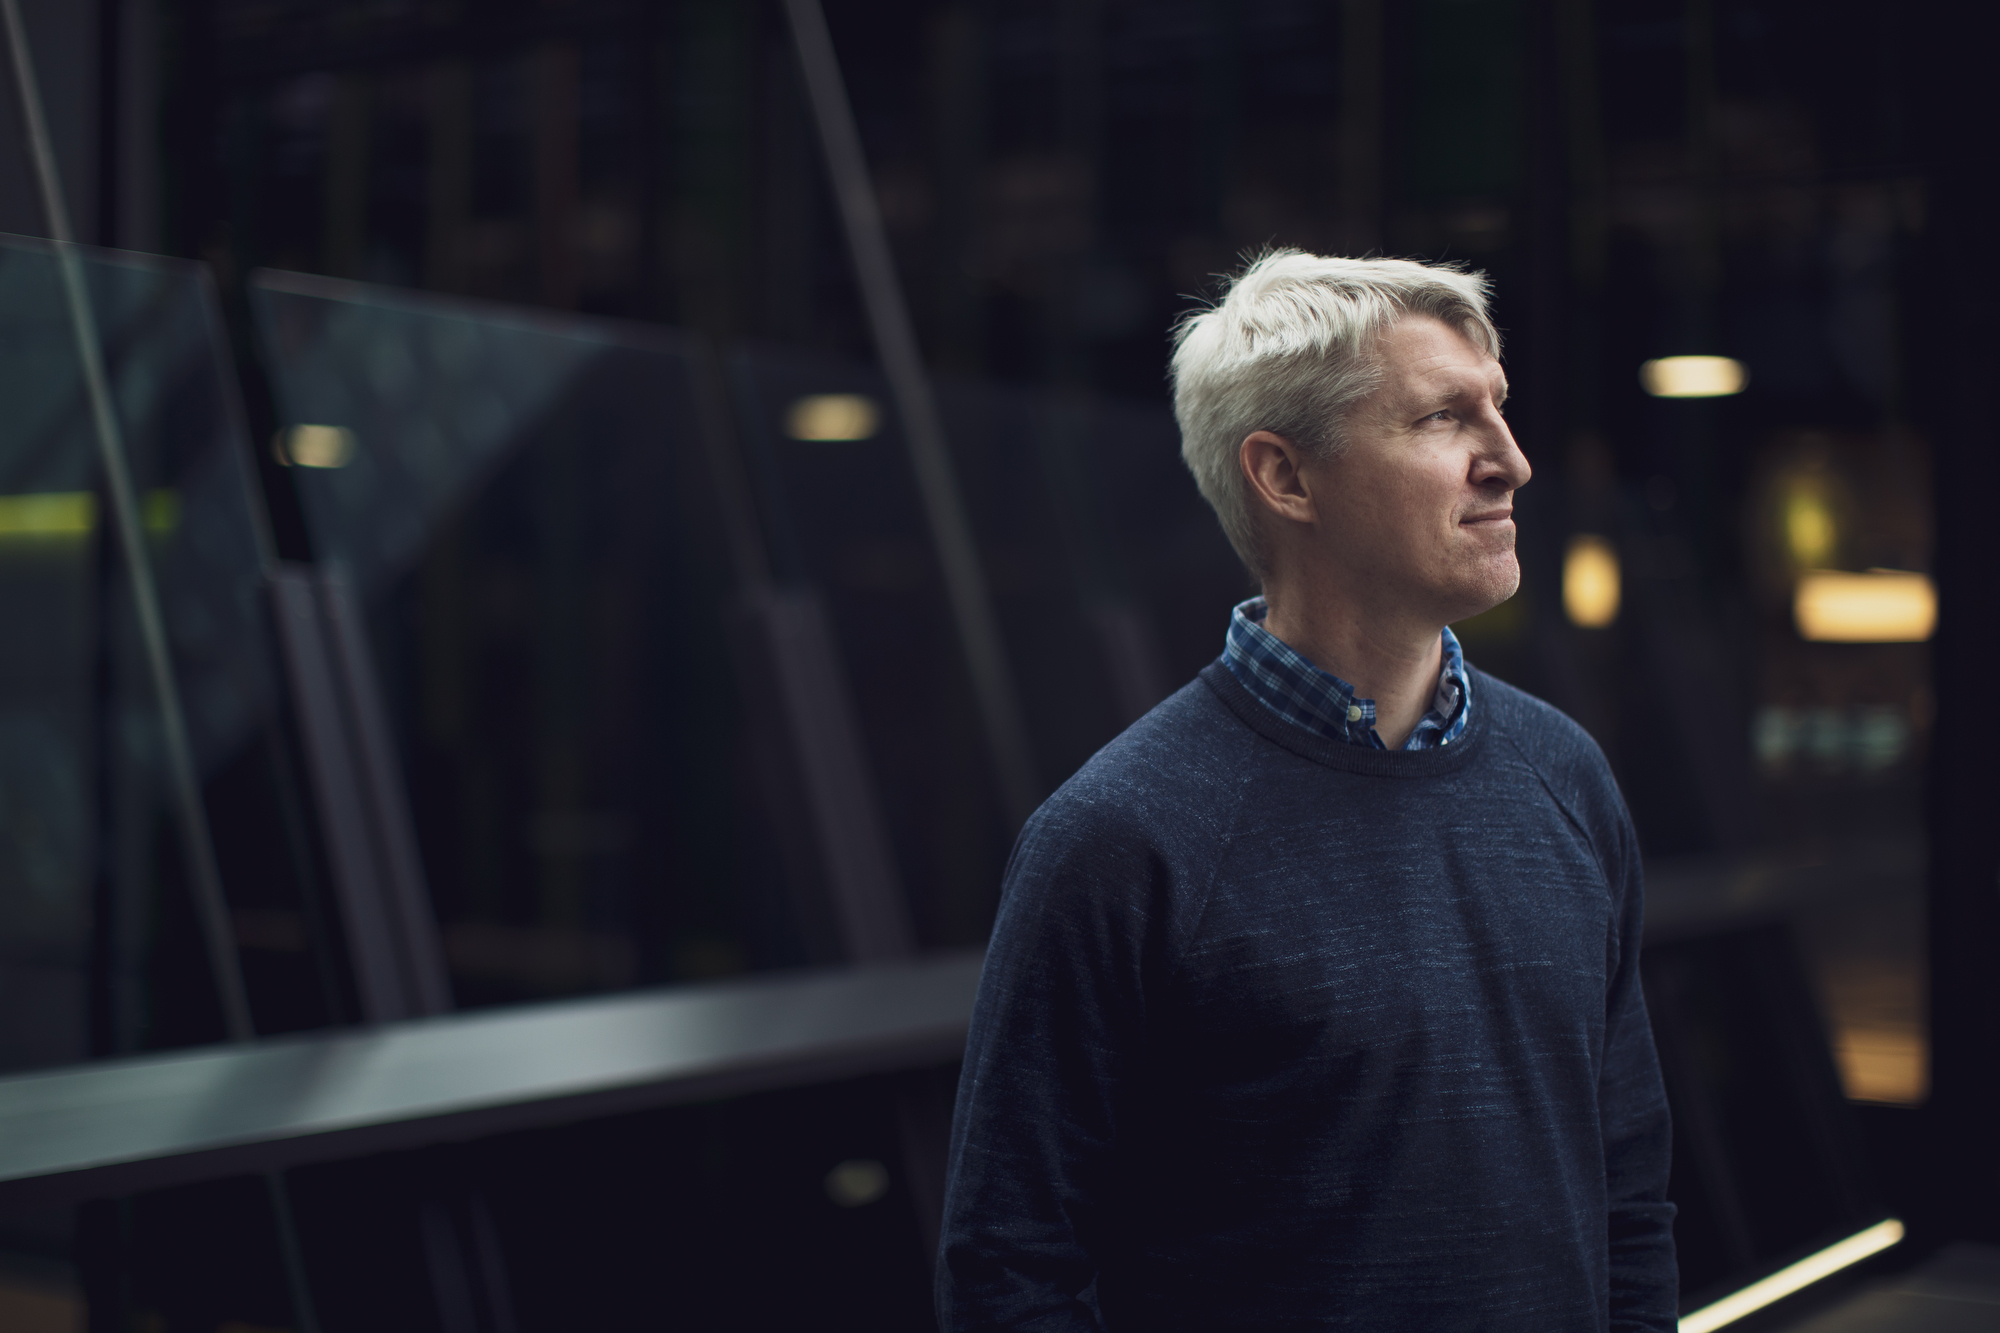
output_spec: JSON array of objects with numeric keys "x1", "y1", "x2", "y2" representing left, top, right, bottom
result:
[
  {"x1": 935, "y1": 799, "x2": 1160, "y2": 1333},
  {"x1": 1602, "y1": 804, "x2": 1679, "y2": 1331}
]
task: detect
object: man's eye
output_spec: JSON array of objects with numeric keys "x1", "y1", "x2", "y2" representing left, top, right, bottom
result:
[{"x1": 1423, "y1": 410, "x2": 1451, "y2": 423}]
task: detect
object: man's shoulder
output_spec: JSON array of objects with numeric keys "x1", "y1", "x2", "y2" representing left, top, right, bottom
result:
[
  {"x1": 1470, "y1": 667, "x2": 1625, "y2": 811},
  {"x1": 1473, "y1": 667, "x2": 1588, "y2": 741},
  {"x1": 1023, "y1": 670, "x2": 1252, "y2": 853}
]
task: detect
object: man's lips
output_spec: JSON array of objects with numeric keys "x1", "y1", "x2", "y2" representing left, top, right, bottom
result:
[{"x1": 1460, "y1": 509, "x2": 1514, "y2": 526}]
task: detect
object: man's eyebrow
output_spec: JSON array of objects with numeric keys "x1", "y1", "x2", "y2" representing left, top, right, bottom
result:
[{"x1": 1413, "y1": 378, "x2": 1508, "y2": 413}]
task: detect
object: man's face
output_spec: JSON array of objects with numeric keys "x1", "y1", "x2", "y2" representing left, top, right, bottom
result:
[{"x1": 1301, "y1": 314, "x2": 1530, "y2": 625}]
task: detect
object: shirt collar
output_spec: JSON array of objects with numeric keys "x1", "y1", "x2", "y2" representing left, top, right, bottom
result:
[{"x1": 1221, "y1": 596, "x2": 1471, "y2": 751}]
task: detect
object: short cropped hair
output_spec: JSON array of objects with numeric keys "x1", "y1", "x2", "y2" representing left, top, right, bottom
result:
[{"x1": 1170, "y1": 249, "x2": 1501, "y2": 574}]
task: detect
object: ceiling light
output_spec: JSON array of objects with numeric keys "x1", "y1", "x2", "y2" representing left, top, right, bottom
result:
[
  {"x1": 785, "y1": 394, "x2": 880, "y2": 442},
  {"x1": 1640, "y1": 356, "x2": 1747, "y2": 398},
  {"x1": 274, "y1": 424, "x2": 357, "y2": 468}
]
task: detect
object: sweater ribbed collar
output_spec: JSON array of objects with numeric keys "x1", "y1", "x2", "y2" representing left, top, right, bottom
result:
[{"x1": 1200, "y1": 660, "x2": 1490, "y2": 778}]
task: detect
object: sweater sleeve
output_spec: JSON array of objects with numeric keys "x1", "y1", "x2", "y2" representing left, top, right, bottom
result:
[
  {"x1": 1600, "y1": 797, "x2": 1679, "y2": 1331},
  {"x1": 935, "y1": 794, "x2": 1164, "y2": 1332}
]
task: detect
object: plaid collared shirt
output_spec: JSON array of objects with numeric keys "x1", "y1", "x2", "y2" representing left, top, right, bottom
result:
[{"x1": 1221, "y1": 597, "x2": 1472, "y2": 750}]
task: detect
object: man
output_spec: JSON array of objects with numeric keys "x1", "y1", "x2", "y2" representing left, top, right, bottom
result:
[{"x1": 936, "y1": 251, "x2": 1675, "y2": 1331}]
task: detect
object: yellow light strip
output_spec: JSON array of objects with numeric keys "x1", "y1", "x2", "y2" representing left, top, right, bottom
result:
[
  {"x1": 1679, "y1": 1218, "x2": 1904, "y2": 1333},
  {"x1": 0, "y1": 491, "x2": 96, "y2": 536},
  {"x1": 0, "y1": 490, "x2": 181, "y2": 541}
]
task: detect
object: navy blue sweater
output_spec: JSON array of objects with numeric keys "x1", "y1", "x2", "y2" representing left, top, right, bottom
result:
[{"x1": 937, "y1": 663, "x2": 1676, "y2": 1331}]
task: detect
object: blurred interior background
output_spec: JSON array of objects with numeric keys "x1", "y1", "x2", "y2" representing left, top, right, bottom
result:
[{"x1": 0, "y1": 0, "x2": 1996, "y2": 1329}]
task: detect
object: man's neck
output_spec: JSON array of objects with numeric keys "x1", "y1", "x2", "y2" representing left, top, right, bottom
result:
[{"x1": 1260, "y1": 585, "x2": 1445, "y2": 750}]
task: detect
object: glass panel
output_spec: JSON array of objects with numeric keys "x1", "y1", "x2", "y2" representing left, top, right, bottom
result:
[
  {"x1": 0, "y1": 234, "x2": 302, "y2": 1071},
  {"x1": 251, "y1": 273, "x2": 757, "y2": 1007},
  {"x1": 729, "y1": 351, "x2": 1018, "y2": 949},
  {"x1": 0, "y1": 241, "x2": 109, "y2": 1074},
  {"x1": 732, "y1": 349, "x2": 1243, "y2": 946}
]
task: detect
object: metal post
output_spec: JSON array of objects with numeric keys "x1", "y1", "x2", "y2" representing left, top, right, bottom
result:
[{"x1": 781, "y1": 0, "x2": 1042, "y2": 828}]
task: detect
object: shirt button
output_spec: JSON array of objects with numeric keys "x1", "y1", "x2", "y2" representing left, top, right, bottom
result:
[{"x1": 1346, "y1": 705, "x2": 1363, "y2": 722}]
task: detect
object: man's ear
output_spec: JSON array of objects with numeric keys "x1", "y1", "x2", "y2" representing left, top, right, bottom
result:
[{"x1": 1240, "y1": 430, "x2": 1318, "y2": 526}]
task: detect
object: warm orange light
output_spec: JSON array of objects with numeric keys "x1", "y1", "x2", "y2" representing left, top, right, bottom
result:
[
  {"x1": 1793, "y1": 570, "x2": 1935, "y2": 643},
  {"x1": 1831, "y1": 1025, "x2": 1927, "y2": 1106},
  {"x1": 1563, "y1": 535, "x2": 1620, "y2": 628}
]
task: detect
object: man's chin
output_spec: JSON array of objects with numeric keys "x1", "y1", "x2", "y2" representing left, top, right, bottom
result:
[{"x1": 1438, "y1": 565, "x2": 1521, "y2": 626}]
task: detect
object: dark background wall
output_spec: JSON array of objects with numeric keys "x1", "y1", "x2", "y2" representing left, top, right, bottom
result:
[{"x1": 0, "y1": 1, "x2": 102, "y2": 241}]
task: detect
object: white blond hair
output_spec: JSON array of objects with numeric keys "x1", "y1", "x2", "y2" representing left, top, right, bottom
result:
[{"x1": 1170, "y1": 249, "x2": 1501, "y2": 573}]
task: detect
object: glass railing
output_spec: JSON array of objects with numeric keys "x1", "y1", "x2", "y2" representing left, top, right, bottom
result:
[
  {"x1": 251, "y1": 272, "x2": 763, "y2": 1008},
  {"x1": 0, "y1": 234, "x2": 301, "y2": 1071}
]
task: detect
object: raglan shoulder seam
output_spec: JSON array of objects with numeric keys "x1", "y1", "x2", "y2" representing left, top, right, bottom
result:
[{"x1": 1478, "y1": 677, "x2": 1620, "y2": 891}]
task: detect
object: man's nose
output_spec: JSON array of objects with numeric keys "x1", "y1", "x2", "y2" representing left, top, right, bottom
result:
[{"x1": 1477, "y1": 417, "x2": 1532, "y2": 490}]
